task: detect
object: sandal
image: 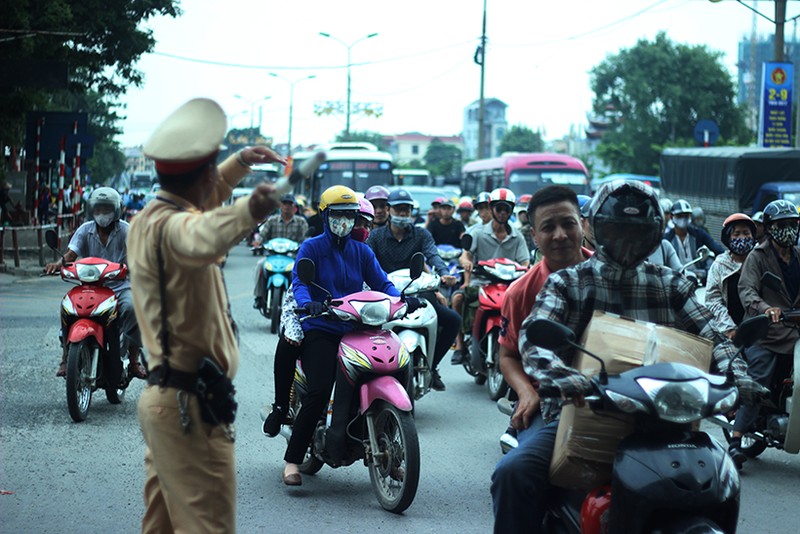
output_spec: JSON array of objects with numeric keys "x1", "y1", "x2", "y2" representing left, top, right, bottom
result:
[{"x1": 128, "y1": 361, "x2": 148, "y2": 380}]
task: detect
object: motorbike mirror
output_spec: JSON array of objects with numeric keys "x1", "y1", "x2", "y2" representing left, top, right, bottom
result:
[
  {"x1": 409, "y1": 252, "x2": 425, "y2": 280},
  {"x1": 525, "y1": 319, "x2": 608, "y2": 385},
  {"x1": 296, "y1": 258, "x2": 316, "y2": 285},
  {"x1": 460, "y1": 233, "x2": 473, "y2": 251},
  {"x1": 45, "y1": 229, "x2": 59, "y2": 251},
  {"x1": 732, "y1": 314, "x2": 771, "y2": 349},
  {"x1": 761, "y1": 272, "x2": 784, "y2": 294},
  {"x1": 697, "y1": 245, "x2": 711, "y2": 261}
]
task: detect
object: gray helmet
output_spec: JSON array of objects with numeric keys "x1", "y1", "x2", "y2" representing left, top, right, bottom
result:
[
  {"x1": 659, "y1": 198, "x2": 673, "y2": 214},
  {"x1": 88, "y1": 187, "x2": 122, "y2": 221},
  {"x1": 691, "y1": 206, "x2": 705, "y2": 226},
  {"x1": 670, "y1": 199, "x2": 692, "y2": 215},
  {"x1": 763, "y1": 199, "x2": 799, "y2": 227}
]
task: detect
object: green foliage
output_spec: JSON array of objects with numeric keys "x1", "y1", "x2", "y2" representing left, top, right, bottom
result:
[
  {"x1": 334, "y1": 130, "x2": 388, "y2": 151},
  {"x1": 499, "y1": 125, "x2": 544, "y2": 153},
  {"x1": 424, "y1": 138, "x2": 462, "y2": 179},
  {"x1": 0, "y1": 0, "x2": 180, "y2": 147},
  {"x1": 590, "y1": 32, "x2": 750, "y2": 174}
]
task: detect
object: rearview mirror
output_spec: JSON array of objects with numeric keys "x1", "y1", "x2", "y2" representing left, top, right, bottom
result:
[
  {"x1": 45, "y1": 229, "x2": 58, "y2": 251},
  {"x1": 524, "y1": 319, "x2": 576, "y2": 351},
  {"x1": 732, "y1": 315, "x2": 771, "y2": 348},
  {"x1": 697, "y1": 245, "x2": 711, "y2": 262},
  {"x1": 460, "y1": 233, "x2": 473, "y2": 251},
  {"x1": 296, "y1": 258, "x2": 315, "y2": 285},
  {"x1": 409, "y1": 252, "x2": 424, "y2": 280}
]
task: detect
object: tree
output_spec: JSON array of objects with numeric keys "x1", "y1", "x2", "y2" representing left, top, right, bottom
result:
[
  {"x1": 0, "y1": 0, "x2": 180, "y2": 147},
  {"x1": 424, "y1": 138, "x2": 462, "y2": 179},
  {"x1": 590, "y1": 32, "x2": 750, "y2": 174},
  {"x1": 498, "y1": 125, "x2": 544, "y2": 153},
  {"x1": 334, "y1": 130, "x2": 387, "y2": 150}
]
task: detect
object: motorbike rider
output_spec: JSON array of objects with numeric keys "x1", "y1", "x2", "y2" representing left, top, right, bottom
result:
[
  {"x1": 752, "y1": 210, "x2": 767, "y2": 243},
  {"x1": 282, "y1": 185, "x2": 421, "y2": 485},
  {"x1": 452, "y1": 188, "x2": 530, "y2": 364},
  {"x1": 46, "y1": 187, "x2": 147, "y2": 380},
  {"x1": 426, "y1": 197, "x2": 465, "y2": 248},
  {"x1": 261, "y1": 198, "x2": 375, "y2": 438},
  {"x1": 664, "y1": 199, "x2": 725, "y2": 277},
  {"x1": 472, "y1": 191, "x2": 493, "y2": 226},
  {"x1": 659, "y1": 198, "x2": 673, "y2": 231},
  {"x1": 513, "y1": 193, "x2": 536, "y2": 255},
  {"x1": 456, "y1": 199, "x2": 474, "y2": 226},
  {"x1": 365, "y1": 185, "x2": 390, "y2": 228},
  {"x1": 492, "y1": 180, "x2": 766, "y2": 533},
  {"x1": 733, "y1": 200, "x2": 800, "y2": 468},
  {"x1": 498, "y1": 185, "x2": 592, "y2": 450},
  {"x1": 366, "y1": 188, "x2": 460, "y2": 391},
  {"x1": 252, "y1": 193, "x2": 308, "y2": 311}
]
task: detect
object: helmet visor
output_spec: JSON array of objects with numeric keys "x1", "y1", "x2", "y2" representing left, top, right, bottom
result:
[{"x1": 595, "y1": 218, "x2": 662, "y2": 267}]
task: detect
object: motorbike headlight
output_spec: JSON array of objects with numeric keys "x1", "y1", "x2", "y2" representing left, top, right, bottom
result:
[
  {"x1": 391, "y1": 303, "x2": 409, "y2": 320},
  {"x1": 332, "y1": 308, "x2": 356, "y2": 321},
  {"x1": 263, "y1": 261, "x2": 274, "y2": 272},
  {"x1": 636, "y1": 377, "x2": 709, "y2": 423},
  {"x1": 76, "y1": 263, "x2": 107, "y2": 283},
  {"x1": 351, "y1": 299, "x2": 391, "y2": 326},
  {"x1": 605, "y1": 389, "x2": 648, "y2": 414},
  {"x1": 712, "y1": 390, "x2": 739, "y2": 414},
  {"x1": 283, "y1": 260, "x2": 295, "y2": 272},
  {"x1": 61, "y1": 294, "x2": 76, "y2": 315},
  {"x1": 103, "y1": 268, "x2": 121, "y2": 281}
]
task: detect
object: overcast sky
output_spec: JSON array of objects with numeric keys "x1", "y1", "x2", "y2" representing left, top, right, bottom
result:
[{"x1": 116, "y1": 0, "x2": 799, "y2": 149}]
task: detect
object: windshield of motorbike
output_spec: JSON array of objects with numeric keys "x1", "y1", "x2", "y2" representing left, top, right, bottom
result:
[{"x1": 508, "y1": 170, "x2": 590, "y2": 196}]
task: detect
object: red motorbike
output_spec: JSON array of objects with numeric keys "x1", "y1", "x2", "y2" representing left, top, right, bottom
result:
[
  {"x1": 45, "y1": 230, "x2": 133, "y2": 422},
  {"x1": 463, "y1": 254, "x2": 528, "y2": 400}
]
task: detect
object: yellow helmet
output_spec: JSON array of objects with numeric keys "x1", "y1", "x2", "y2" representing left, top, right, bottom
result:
[{"x1": 319, "y1": 185, "x2": 359, "y2": 212}]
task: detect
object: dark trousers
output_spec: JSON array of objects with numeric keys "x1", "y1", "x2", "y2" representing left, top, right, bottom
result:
[
  {"x1": 491, "y1": 413, "x2": 559, "y2": 534},
  {"x1": 427, "y1": 295, "x2": 461, "y2": 370},
  {"x1": 273, "y1": 335, "x2": 301, "y2": 409},
  {"x1": 733, "y1": 343, "x2": 789, "y2": 433},
  {"x1": 284, "y1": 330, "x2": 342, "y2": 464}
]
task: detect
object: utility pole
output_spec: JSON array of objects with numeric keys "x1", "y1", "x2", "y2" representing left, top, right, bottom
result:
[
  {"x1": 477, "y1": 0, "x2": 488, "y2": 160},
  {"x1": 775, "y1": 0, "x2": 786, "y2": 61}
]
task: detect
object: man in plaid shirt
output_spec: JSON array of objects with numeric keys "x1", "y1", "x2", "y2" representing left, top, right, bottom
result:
[{"x1": 491, "y1": 180, "x2": 767, "y2": 534}]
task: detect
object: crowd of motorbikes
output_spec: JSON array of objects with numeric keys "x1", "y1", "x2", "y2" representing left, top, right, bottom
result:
[{"x1": 42, "y1": 203, "x2": 798, "y2": 527}]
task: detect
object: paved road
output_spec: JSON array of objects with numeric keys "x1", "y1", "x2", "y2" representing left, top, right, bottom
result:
[{"x1": 1, "y1": 243, "x2": 799, "y2": 533}]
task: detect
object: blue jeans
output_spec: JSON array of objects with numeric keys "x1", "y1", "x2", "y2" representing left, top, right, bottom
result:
[{"x1": 491, "y1": 413, "x2": 559, "y2": 534}]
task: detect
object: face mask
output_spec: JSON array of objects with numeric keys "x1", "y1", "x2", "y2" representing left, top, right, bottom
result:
[
  {"x1": 94, "y1": 213, "x2": 114, "y2": 228},
  {"x1": 391, "y1": 216, "x2": 414, "y2": 229},
  {"x1": 728, "y1": 236, "x2": 756, "y2": 256},
  {"x1": 673, "y1": 217, "x2": 690, "y2": 229},
  {"x1": 351, "y1": 227, "x2": 370, "y2": 242},
  {"x1": 769, "y1": 226, "x2": 799, "y2": 247},
  {"x1": 329, "y1": 215, "x2": 355, "y2": 237}
]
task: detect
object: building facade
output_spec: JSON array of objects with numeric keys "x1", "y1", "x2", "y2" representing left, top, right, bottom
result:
[
  {"x1": 462, "y1": 98, "x2": 508, "y2": 160},
  {"x1": 383, "y1": 132, "x2": 464, "y2": 166}
]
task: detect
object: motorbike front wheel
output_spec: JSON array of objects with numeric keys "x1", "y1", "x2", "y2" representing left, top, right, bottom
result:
[
  {"x1": 270, "y1": 286, "x2": 283, "y2": 335},
  {"x1": 486, "y1": 331, "x2": 508, "y2": 400},
  {"x1": 368, "y1": 401, "x2": 420, "y2": 514},
  {"x1": 66, "y1": 340, "x2": 94, "y2": 422}
]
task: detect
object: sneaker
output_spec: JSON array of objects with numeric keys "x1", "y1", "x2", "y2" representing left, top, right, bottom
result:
[
  {"x1": 431, "y1": 370, "x2": 446, "y2": 391},
  {"x1": 728, "y1": 439, "x2": 747, "y2": 470},
  {"x1": 262, "y1": 404, "x2": 287, "y2": 437},
  {"x1": 253, "y1": 297, "x2": 266, "y2": 310},
  {"x1": 500, "y1": 429, "x2": 519, "y2": 454}
]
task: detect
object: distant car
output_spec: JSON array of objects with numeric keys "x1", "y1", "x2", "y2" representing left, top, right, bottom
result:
[
  {"x1": 387, "y1": 185, "x2": 460, "y2": 212},
  {"x1": 590, "y1": 173, "x2": 660, "y2": 195}
]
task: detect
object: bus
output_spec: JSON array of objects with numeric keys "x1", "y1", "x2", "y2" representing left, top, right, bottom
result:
[
  {"x1": 393, "y1": 168, "x2": 431, "y2": 186},
  {"x1": 461, "y1": 153, "x2": 590, "y2": 198},
  {"x1": 228, "y1": 163, "x2": 284, "y2": 205},
  {"x1": 292, "y1": 142, "x2": 394, "y2": 202}
]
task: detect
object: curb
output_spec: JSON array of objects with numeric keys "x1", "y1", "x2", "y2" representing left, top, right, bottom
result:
[{"x1": 0, "y1": 263, "x2": 45, "y2": 278}]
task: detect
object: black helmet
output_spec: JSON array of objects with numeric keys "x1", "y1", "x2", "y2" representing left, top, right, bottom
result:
[
  {"x1": 591, "y1": 180, "x2": 664, "y2": 268},
  {"x1": 763, "y1": 199, "x2": 799, "y2": 227}
]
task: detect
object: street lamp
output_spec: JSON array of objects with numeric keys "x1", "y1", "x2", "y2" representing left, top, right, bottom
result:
[
  {"x1": 269, "y1": 73, "x2": 316, "y2": 155},
  {"x1": 319, "y1": 31, "x2": 378, "y2": 140},
  {"x1": 233, "y1": 94, "x2": 271, "y2": 130}
]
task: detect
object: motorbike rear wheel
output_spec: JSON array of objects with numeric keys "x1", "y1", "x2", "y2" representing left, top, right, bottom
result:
[
  {"x1": 486, "y1": 331, "x2": 508, "y2": 401},
  {"x1": 270, "y1": 286, "x2": 283, "y2": 335},
  {"x1": 368, "y1": 401, "x2": 420, "y2": 514},
  {"x1": 66, "y1": 341, "x2": 94, "y2": 422}
]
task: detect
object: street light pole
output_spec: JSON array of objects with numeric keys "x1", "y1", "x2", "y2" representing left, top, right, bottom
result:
[
  {"x1": 319, "y1": 32, "x2": 378, "y2": 140},
  {"x1": 234, "y1": 94, "x2": 271, "y2": 132},
  {"x1": 269, "y1": 73, "x2": 316, "y2": 155}
]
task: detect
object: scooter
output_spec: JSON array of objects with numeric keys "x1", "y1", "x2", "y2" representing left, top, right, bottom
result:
[
  {"x1": 460, "y1": 235, "x2": 528, "y2": 400},
  {"x1": 709, "y1": 272, "x2": 800, "y2": 458},
  {"x1": 522, "y1": 316, "x2": 765, "y2": 533},
  {"x1": 44, "y1": 230, "x2": 133, "y2": 422},
  {"x1": 436, "y1": 244, "x2": 462, "y2": 302},
  {"x1": 255, "y1": 237, "x2": 299, "y2": 334},
  {"x1": 680, "y1": 245, "x2": 714, "y2": 288},
  {"x1": 280, "y1": 253, "x2": 425, "y2": 514},
  {"x1": 384, "y1": 268, "x2": 440, "y2": 403}
]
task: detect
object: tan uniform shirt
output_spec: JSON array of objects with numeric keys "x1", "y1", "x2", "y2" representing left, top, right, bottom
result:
[{"x1": 129, "y1": 156, "x2": 257, "y2": 377}]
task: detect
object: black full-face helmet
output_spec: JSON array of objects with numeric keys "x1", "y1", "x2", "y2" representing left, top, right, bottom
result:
[{"x1": 591, "y1": 180, "x2": 665, "y2": 268}]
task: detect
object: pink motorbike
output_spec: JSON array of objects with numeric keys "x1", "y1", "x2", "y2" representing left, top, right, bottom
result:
[{"x1": 281, "y1": 254, "x2": 424, "y2": 513}]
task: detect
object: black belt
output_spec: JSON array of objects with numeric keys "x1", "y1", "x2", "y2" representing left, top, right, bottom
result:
[{"x1": 147, "y1": 365, "x2": 198, "y2": 392}]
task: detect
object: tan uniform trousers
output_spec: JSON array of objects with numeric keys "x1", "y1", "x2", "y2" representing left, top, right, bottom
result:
[{"x1": 138, "y1": 384, "x2": 236, "y2": 534}]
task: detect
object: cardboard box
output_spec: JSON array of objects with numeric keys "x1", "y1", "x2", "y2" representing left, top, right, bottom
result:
[{"x1": 548, "y1": 311, "x2": 713, "y2": 490}]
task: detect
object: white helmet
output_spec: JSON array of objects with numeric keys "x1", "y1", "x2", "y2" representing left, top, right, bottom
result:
[
  {"x1": 489, "y1": 187, "x2": 516, "y2": 208},
  {"x1": 88, "y1": 187, "x2": 122, "y2": 221}
]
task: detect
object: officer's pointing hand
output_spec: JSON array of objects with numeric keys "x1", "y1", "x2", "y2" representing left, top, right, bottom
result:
[
  {"x1": 250, "y1": 184, "x2": 280, "y2": 221},
  {"x1": 242, "y1": 146, "x2": 288, "y2": 167}
]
